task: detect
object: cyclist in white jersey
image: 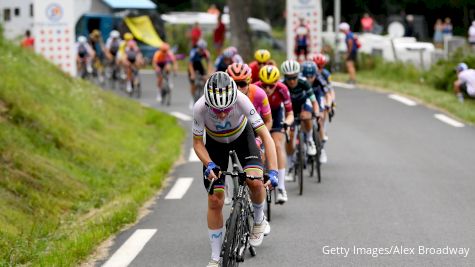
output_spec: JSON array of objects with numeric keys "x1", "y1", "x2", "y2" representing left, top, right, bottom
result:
[{"x1": 193, "y1": 72, "x2": 278, "y2": 267}]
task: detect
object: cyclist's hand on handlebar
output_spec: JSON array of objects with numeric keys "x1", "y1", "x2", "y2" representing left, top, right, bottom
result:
[
  {"x1": 205, "y1": 162, "x2": 220, "y2": 181},
  {"x1": 265, "y1": 170, "x2": 279, "y2": 189}
]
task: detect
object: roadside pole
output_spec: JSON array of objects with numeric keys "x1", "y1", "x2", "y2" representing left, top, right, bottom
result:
[{"x1": 334, "y1": 0, "x2": 341, "y2": 71}]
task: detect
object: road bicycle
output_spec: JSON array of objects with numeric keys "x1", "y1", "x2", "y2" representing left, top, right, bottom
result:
[
  {"x1": 193, "y1": 73, "x2": 205, "y2": 102},
  {"x1": 307, "y1": 116, "x2": 322, "y2": 183},
  {"x1": 127, "y1": 65, "x2": 141, "y2": 98},
  {"x1": 208, "y1": 151, "x2": 260, "y2": 266},
  {"x1": 160, "y1": 69, "x2": 174, "y2": 106}
]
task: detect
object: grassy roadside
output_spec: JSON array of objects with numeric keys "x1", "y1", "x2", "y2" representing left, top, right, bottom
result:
[
  {"x1": 0, "y1": 36, "x2": 184, "y2": 265},
  {"x1": 332, "y1": 72, "x2": 475, "y2": 125}
]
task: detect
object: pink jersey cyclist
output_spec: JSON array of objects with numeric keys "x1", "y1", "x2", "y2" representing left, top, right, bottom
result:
[
  {"x1": 247, "y1": 84, "x2": 271, "y2": 122},
  {"x1": 254, "y1": 81, "x2": 292, "y2": 132}
]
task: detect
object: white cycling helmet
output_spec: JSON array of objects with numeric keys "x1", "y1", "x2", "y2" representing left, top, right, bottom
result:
[
  {"x1": 197, "y1": 39, "x2": 207, "y2": 49},
  {"x1": 77, "y1": 36, "x2": 87, "y2": 44},
  {"x1": 204, "y1": 72, "x2": 238, "y2": 109},
  {"x1": 281, "y1": 59, "x2": 300, "y2": 75},
  {"x1": 110, "y1": 30, "x2": 120, "y2": 38}
]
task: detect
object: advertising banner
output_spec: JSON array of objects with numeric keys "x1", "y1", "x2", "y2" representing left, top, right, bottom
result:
[
  {"x1": 34, "y1": 0, "x2": 76, "y2": 76},
  {"x1": 286, "y1": 0, "x2": 322, "y2": 61}
]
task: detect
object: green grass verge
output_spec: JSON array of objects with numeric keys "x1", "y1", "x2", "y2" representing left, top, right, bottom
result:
[
  {"x1": 0, "y1": 35, "x2": 185, "y2": 265},
  {"x1": 332, "y1": 72, "x2": 475, "y2": 125}
]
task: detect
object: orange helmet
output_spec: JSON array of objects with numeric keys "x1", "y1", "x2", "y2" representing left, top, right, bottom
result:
[{"x1": 226, "y1": 63, "x2": 252, "y2": 82}]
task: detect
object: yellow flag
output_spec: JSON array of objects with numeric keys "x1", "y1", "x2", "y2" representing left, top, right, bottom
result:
[{"x1": 124, "y1": 16, "x2": 163, "y2": 48}]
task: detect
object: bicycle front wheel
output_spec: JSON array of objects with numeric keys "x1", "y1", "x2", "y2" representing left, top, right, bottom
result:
[{"x1": 222, "y1": 201, "x2": 241, "y2": 267}]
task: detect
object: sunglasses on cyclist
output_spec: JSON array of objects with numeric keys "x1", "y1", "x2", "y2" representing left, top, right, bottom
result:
[
  {"x1": 262, "y1": 83, "x2": 276, "y2": 90},
  {"x1": 285, "y1": 75, "x2": 298, "y2": 81},
  {"x1": 235, "y1": 81, "x2": 248, "y2": 88},
  {"x1": 211, "y1": 106, "x2": 233, "y2": 114}
]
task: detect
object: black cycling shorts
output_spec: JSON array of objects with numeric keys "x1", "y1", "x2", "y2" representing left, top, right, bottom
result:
[
  {"x1": 270, "y1": 105, "x2": 284, "y2": 133},
  {"x1": 127, "y1": 52, "x2": 137, "y2": 64},
  {"x1": 203, "y1": 122, "x2": 263, "y2": 193},
  {"x1": 188, "y1": 61, "x2": 205, "y2": 82}
]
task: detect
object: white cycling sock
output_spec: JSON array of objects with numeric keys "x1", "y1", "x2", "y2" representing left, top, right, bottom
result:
[
  {"x1": 278, "y1": 168, "x2": 286, "y2": 190},
  {"x1": 253, "y1": 201, "x2": 265, "y2": 224},
  {"x1": 208, "y1": 227, "x2": 224, "y2": 261},
  {"x1": 307, "y1": 127, "x2": 313, "y2": 142}
]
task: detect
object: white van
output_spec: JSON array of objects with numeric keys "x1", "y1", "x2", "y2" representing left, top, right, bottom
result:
[{"x1": 161, "y1": 12, "x2": 283, "y2": 50}]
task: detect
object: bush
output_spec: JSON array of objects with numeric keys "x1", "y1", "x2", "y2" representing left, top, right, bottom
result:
[
  {"x1": 425, "y1": 50, "x2": 475, "y2": 91},
  {"x1": 355, "y1": 49, "x2": 475, "y2": 92}
]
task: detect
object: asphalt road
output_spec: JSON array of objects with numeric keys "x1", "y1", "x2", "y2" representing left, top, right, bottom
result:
[{"x1": 93, "y1": 71, "x2": 475, "y2": 267}]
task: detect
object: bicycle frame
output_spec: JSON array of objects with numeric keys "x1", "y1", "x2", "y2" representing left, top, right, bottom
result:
[{"x1": 208, "y1": 150, "x2": 261, "y2": 266}]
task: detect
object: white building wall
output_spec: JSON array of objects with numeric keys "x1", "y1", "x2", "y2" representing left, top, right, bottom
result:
[
  {"x1": 1, "y1": 0, "x2": 112, "y2": 40},
  {"x1": 0, "y1": 0, "x2": 34, "y2": 39}
]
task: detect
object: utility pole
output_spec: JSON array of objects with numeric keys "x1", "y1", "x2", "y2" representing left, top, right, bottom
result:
[{"x1": 334, "y1": 0, "x2": 341, "y2": 71}]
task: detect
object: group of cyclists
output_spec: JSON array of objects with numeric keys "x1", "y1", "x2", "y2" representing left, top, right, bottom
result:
[
  {"x1": 75, "y1": 30, "x2": 144, "y2": 93},
  {"x1": 189, "y1": 42, "x2": 336, "y2": 266},
  {"x1": 76, "y1": 30, "x2": 336, "y2": 266}
]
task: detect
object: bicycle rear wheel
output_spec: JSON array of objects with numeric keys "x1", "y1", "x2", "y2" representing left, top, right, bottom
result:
[
  {"x1": 297, "y1": 130, "x2": 305, "y2": 195},
  {"x1": 222, "y1": 201, "x2": 241, "y2": 267}
]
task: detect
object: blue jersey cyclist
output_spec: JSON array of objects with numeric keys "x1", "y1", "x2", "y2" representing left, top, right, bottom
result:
[
  {"x1": 301, "y1": 60, "x2": 331, "y2": 164},
  {"x1": 189, "y1": 39, "x2": 212, "y2": 106},
  {"x1": 192, "y1": 72, "x2": 278, "y2": 267},
  {"x1": 281, "y1": 60, "x2": 320, "y2": 160}
]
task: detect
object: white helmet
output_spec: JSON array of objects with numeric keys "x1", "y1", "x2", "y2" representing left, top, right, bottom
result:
[
  {"x1": 78, "y1": 36, "x2": 87, "y2": 44},
  {"x1": 197, "y1": 39, "x2": 207, "y2": 49},
  {"x1": 110, "y1": 30, "x2": 120, "y2": 38},
  {"x1": 204, "y1": 72, "x2": 238, "y2": 109},
  {"x1": 281, "y1": 59, "x2": 300, "y2": 75}
]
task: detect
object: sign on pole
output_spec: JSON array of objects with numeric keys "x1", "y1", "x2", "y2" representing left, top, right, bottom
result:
[
  {"x1": 34, "y1": 0, "x2": 76, "y2": 76},
  {"x1": 286, "y1": 0, "x2": 322, "y2": 60}
]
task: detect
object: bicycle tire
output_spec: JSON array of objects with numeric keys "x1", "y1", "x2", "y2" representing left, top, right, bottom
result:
[
  {"x1": 266, "y1": 187, "x2": 271, "y2": 222},
  {"x1": 297, "y1": 130, "x2": 305, "y2": 195},
  {"x1": 222, "y1": 201, "x2": 241, "y2": 267},
  {"x1": 314, "y1": 123, "x2": 322, "y2": 183}
]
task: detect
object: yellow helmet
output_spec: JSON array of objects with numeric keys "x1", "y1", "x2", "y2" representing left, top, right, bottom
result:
[
  {"x1": 124, "y1": 32, "x2": 134, "y2": 41},
  {"x1": 259, "y1": 65, "x2": 280, "y2": 84},
  {"x1": 254, "y1": 49, "x2": 271, "y2": 63}
]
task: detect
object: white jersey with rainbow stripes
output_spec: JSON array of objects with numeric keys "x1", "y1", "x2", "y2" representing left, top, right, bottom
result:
[{"x1": 193, "y1": 91, "x2": 265, "y2": 143}]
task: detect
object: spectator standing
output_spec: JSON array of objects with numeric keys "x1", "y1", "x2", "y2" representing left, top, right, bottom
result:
[
  {"x1": 360, "y1": 13, "x2": 374, "y2": 33},
  {"x1": 190, "y1": 22, "x2": 202, "y2": 48},
  {"x1": 442, "y1": 17, "x2": 453, "y2": 39},
  {"x1": 294, "y1": 17, "x2": 311, "y2": 62},
  {"x1": 21, "y1": 30, "x2": 34, "y2": 49},
  {"x1": 339, "y1": 22, "x2": 358, "y2": 84},
  {"x1": 404, "y1": 15, "x2": 415, "y2": 38},
  {"x1": 454, "y1": 63, "x2": 475, "y2": 103},
  {"x1": 433, "y1": 19, "x2": 444, "y2": 49},
  {"x1": 213, "y1": 13, "x2": 226, "y2": 56},
  {"x1": 468, "y1": 21, "x2": 475, "y2": 52}
]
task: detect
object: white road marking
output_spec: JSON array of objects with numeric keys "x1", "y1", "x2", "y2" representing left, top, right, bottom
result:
[
  {"x1": 388, "y1": 94, "x2": 417, "y2": 106},
  {"x1": 189, "y1": 148, "x2": 200, "y2": 162},
  {"x1": 170, "y1": 111, "x2": 192, "y2": 121},
  {"x1": 332, "y1": 81, "x2": 356, "y2": 89},
  {"x1": 102, "y1": 229, "x2": 157, "y2": 267},
  {"x1": 434, "y1": 114, "x2": 464, "y2": 128},
  {"x1": 165, "y1": 178, "x2": 194, "y2": 199}
]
